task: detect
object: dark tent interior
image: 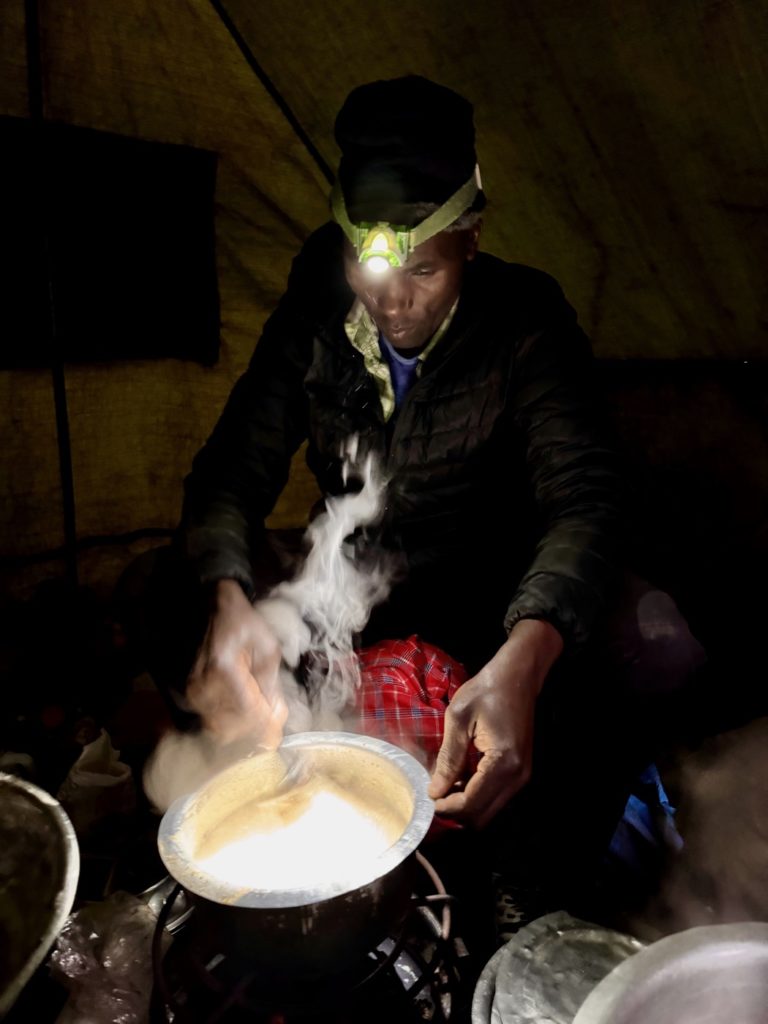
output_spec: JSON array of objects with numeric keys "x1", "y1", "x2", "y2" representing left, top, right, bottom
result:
[{"x1": 1, "y1": 1, "x2": 767, "y2": 1021}]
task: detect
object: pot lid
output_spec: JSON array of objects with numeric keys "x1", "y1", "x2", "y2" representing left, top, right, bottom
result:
[{"x1": 471, "y1": 911, "x2": 643, "y2": 1024}]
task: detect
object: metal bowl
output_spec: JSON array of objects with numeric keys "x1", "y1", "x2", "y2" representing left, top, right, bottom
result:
[
  {"x1": 573, "y1": 922, "x2": 768, "y2": 1024},
  {"x1": 0, "y1": 773, "x2": 80, "y2": 1016},
  {"x1": 157, "y1": 732, "x2": 434, "y2": 975}
]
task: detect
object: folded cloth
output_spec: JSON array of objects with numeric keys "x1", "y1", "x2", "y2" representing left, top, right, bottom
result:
[{"x1": 355, "y1": 635, "x2": 468, "y2": 767}]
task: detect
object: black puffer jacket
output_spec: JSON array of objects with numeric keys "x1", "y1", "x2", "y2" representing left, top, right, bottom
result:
[{"x1": 182, "y1": 223, "x2": 624, "y2": 661}]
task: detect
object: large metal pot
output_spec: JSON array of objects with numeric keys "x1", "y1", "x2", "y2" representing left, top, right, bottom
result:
[
  {"x1": 157, "y1": 732, "x2": 433, "y2": 978},
  {"x1": 573, "y1": 922, "x2": 768, "y2": 1024}
]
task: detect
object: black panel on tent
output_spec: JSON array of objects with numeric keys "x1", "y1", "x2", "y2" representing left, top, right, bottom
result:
[{"x1": 0, "y1": 116, "x2": 220, "y2": 367}]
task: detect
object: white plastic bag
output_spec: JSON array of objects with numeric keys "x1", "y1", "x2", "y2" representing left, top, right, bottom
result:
[{"x1": 57, "y1": 730, "x2": 135, "y2": 836}]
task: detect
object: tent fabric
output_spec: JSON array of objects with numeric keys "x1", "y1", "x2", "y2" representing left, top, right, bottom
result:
[
  {"x1": 225, "y1": 0, "x2": 768, "y2": 359},
  {"x1": 1, "y1": 116, "x2": 220, "y2": 367},
  {"x1": 1, "y1": 0, "x2": 329, "y2": 595},
  {"x1": 0, "y1": 0, "x2": 766, "y2": 599}
]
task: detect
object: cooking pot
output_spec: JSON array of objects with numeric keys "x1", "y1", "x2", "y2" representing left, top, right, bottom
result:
[
  {"x1": 573, "y1": 922, "x2": 768, "y2": 1024},
  {"x1": 157, "y1": 732, "x2": 433, "y2": 977}
]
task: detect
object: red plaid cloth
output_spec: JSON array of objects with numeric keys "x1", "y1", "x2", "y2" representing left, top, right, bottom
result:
[{"x1": 353, "y1": 635, "x2": 467, "y2": 768}]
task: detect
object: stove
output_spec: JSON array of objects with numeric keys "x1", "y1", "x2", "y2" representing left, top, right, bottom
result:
[{"x1": 150, "y1": 852, "x2": 471, "y2": 1023}]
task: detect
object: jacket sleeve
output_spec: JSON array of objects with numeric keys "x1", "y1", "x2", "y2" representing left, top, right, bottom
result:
[
  {"x1": 503, "y1": 277, "x2": 625, "y2": 650},
  {"x1": 179, "y1": 252, "x2": 318, "y2": 595}
]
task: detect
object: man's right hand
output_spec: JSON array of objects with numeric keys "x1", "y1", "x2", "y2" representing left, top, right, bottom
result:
[{"x1": 186, "y1": 579, "x2": 287, "y2": 746}]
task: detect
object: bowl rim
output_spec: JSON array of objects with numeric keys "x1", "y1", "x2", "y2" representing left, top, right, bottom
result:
[
  {"x1": 572, "y1": 922, "x2": 768, "y2": 1024},
  {"x1": 157, "y1": 731, "x2": 434, "y2": 909},
  {"x1": 0, "y1": 773, "x2": 80, "y2": 1016}
]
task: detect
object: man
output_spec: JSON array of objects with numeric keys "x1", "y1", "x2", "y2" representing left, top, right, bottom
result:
[{"x1": 176, "y1": 76, "x2": 703, "y2": 903}]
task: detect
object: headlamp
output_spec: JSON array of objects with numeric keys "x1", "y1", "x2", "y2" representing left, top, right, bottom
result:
[
  {"x1": 358, "y1": 224, "x2": 411, "y2": 273},
  {"x1": 331, "y1": 165, "x2": 482, "y2": 275}
]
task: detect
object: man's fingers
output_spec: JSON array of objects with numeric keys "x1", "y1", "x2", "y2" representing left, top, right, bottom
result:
[
  {"x1": 433, "y1": 753, "x2": 499, "y2": 821},
  {"x1": 428, "y1": 708, "x2": 470, "y2": 798},
  {"x1": 190, "y1": 657, "x2": 285, "y2": 746},
  {"x1": 434, "y1": 749, "x2": 528, "y2": 827},
  {"x1": 203, "y1": 709, "x2": 249, "y2": 744},
  {"x1": 435, "y1": 785, "x2": 512, "y2": 830}
]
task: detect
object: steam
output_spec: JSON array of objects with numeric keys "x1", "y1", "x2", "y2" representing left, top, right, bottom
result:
[
  {"x1": 142, "y1": 730, "x2": 263, "y2": 815},
  {"x1": 263, "y1": 442, "x2": 395, "y2": 729},
  {"x1": 144, "y1": 440, "x2": 396, "y2": 811},
  {"x1": 627, "y1": 717, "x2": 768, "y2": 941}
]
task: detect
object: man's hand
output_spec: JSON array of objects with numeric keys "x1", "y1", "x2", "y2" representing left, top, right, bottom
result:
[
  {"x1": 186, "y1": 579, "x2": 287, "y2": 746},
  {"x1": 428, "y1": 619, "x2": 563, "y2": 827}
]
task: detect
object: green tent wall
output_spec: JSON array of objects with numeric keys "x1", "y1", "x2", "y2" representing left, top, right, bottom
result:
[{"x1": 0, "y1": 0, "x2": 766, "y2": 608}]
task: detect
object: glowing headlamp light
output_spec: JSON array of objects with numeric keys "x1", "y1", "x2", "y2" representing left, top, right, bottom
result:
[
  {"x1": 358, "y1": 224, "x2": 411, "y2": 274},
  {"x1": 331, "y1": 165, "x2": 482, "y2": 275}
]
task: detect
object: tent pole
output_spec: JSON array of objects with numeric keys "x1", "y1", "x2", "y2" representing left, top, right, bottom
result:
[
  {"x1": 208, "y1": 0, "x2": 335, "y2": 185},
  {"x1": 25, "y1": 0, "x2": 79, "y2": 588}
]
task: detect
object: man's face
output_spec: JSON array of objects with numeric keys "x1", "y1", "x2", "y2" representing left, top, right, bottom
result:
[{"x1": 343, "y1": 226, "x2": 480, "y2": 351}]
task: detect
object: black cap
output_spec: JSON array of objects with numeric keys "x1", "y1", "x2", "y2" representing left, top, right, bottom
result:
[{"x1": 334, "y1": 75, "x2": 482, "y2": 226}]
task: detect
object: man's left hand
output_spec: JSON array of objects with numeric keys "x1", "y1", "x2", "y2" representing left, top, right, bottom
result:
[{"x1": 428, "y1": 619, "x2": 563, "y2": 828}]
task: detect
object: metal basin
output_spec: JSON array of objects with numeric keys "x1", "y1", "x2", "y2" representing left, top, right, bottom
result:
[
  {"x1": 157, "y1": 732, "x2": 434, "y2": 976},
  {"x1": 0, "y1": 773, "x2": 79, "y2": 1017},
  {"x1": 573, "y1": 922, "x2": 768, "y2": 1024}
]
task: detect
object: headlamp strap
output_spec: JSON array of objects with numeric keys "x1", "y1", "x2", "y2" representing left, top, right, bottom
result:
[
  {"x1": 331, "y1": 165, "x2": 481, "y2": 257},
  {"x1": 410, "y1": 166, "x2": 481, "y2": 247}
]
